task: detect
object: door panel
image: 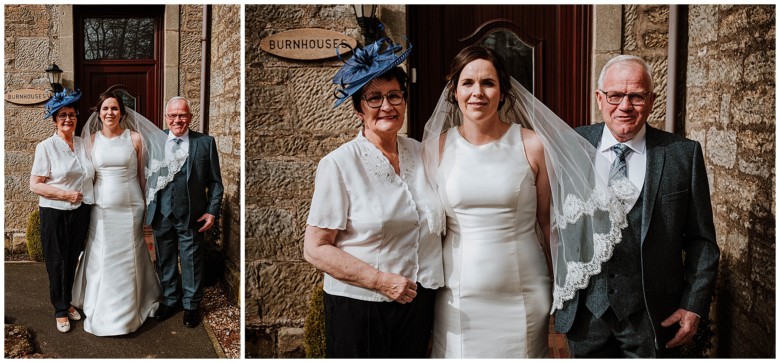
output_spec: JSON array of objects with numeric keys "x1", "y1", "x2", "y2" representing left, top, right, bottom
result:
[
  {"x1": 74, "y1": 5, "x2": 164, "y2": 133},
  {"x1": 407, "y1": 5, "x2": 592, "y2": 139}
]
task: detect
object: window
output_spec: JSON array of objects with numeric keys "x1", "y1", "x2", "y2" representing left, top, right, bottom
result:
[{"x1": 83, "y1": 17, "x2": 155, "y2": 60}]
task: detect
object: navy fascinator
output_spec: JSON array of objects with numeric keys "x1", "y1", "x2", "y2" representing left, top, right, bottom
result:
[
  {"x1": 43, "y1": 88, "x2": 82, "y2": 120},
  {"x1": 332, "y1": 37, "x2": 412, "y2": 108}
]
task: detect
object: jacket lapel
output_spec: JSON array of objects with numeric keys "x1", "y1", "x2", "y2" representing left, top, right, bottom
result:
[
  {"x1": 186, "y1": 132, "x2": 197, "y2": 180},
  {"x1": 640, "y1": 125, "x2": 664, "y2": 245}
]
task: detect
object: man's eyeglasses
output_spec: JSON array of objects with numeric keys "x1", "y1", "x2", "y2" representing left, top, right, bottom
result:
[
  {"x1": 599, "y1": 90, "x2": 652, "y2": 106},
  {"x1": 166, "y1": 113, "x2": 190, "y2": 120},
  {"x1": 362, "y1": 91, "x2": 405, "y2": 109},
  {"x1": 56, "y1": 113, "x2": 78, "y2": 120}
]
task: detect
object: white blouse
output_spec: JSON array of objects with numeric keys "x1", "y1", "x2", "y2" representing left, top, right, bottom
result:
[
  {"x1": 307, "y1": 131, "x2": 445, "y2": 302},
  {"x1": 31, "y1": 133, "x2": 95, "y2": 210}
]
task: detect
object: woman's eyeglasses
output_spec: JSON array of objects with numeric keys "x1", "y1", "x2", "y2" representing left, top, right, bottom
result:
[{"x1": 362, "y1": 91, "x2": 405, "y2": 109}]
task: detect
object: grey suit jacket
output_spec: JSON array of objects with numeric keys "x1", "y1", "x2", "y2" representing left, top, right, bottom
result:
[
  {"x1": 555, "y1": 123, "x2": 719, "y2": 346},
  {"x1": 145, "y1": 130, "x2": 224, "y2": 229}
]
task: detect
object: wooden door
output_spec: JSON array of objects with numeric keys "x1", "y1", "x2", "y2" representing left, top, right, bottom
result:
[
  {"x1": 407, "y1": 5, "x2": 592, "y2": 139},
  {"x1": 73, "y1": 5, "x2": 164, "y2": 132}
]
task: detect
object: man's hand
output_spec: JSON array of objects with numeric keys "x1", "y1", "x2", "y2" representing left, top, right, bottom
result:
[
  {"x1": 197, "y1": 213, "x2": 216, "y2": 232},
  {"x1": 661, "y1": 308, "x2": 700, "y2": 348}
]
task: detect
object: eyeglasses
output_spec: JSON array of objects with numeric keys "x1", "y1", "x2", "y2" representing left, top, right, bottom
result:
[
  {"x1": 599, "y1": 90, "x2": 652, "y2": 106},
  {"x1": 56, "y1": 113, "x2": 78, "y2": 120},
  {"x1": 362, "y1": 91, "x2": 405, "y2": 109},
  {"x1": 166, "y1": 113, "x2": 190, "y2": 120}
]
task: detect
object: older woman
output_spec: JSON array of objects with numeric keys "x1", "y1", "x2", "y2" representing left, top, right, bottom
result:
[
  {"x1": 303, "y1": 38, "x2": 445, "y2": 358},
  {"x1": 30, "y1": 88, "x2": 94, "y2": 333}
]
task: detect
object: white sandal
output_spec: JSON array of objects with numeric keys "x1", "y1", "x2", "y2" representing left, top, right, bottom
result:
[
  {"x1": 56, "y1": 319, "x2": 70, "y2": 333},
  {"x1": 67, "y1": 308, "x2": 81, "y2": 321}
]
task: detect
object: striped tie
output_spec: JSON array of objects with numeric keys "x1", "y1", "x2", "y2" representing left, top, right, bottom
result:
[{"x1": 608, "y1": 143, "x2": 632, "y2": 185}]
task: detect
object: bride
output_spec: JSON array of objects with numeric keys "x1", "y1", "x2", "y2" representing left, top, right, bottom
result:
[
  {"x1": 423, "y1": 46, "x2": 635, "y2": 357},
  {"x1": 72, "y1": 92, "x2": 186, "y2": 336}
]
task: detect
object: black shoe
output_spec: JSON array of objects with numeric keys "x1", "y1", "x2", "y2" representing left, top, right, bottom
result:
[
  {"x1": 183, "y1": 309, "x2": 200, "y2": 328},
  {"x1": 154, "y1": 304, "x2": 178, "y2": 322}
]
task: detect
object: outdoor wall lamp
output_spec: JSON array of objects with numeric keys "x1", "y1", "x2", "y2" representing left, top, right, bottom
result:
[
  {"x1": 353, "y1": 4, "x2": 379, "y2": 44},
  {"x1": 45, "y1": 63, "x2": 63, "y2": 93}
]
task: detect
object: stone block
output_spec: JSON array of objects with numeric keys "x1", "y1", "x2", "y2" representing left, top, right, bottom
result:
[
  {"x1": 15, "y1": 38, "x2": 50, "y2": 72},
  {"x1": 643, "y1": 5, "x2": 669, "y2": 25},
  {"x1": 5, "y1": 151, "x2": 34, "y2": 173},
  {"x1": 246, "y1": 84, "x2": 294, "y2": 132},
  {"x1": 718, "y1": 5, "x2": 750, "y2": 38},
  {"x1": 245, "y1": 160, "x2": 316, "y2": 201},
  {"x1": 706, "y1": 127, "x2": 737, "y2": 168},
  {"x1": 730, "y1": 85, "x2": 774, "y2": 126},
  {"x1": 713, "y1": 173, "x2": 755, "y2": 220},
  {"x1": 743, "y1": 49, "x2": 774, "y2": 84},
  {"x1": 5, "y1": 202, "x2": 36, "y2": 233},
  {"x1": 12, "y1": 232, "x2": 27, "y2": 254},
  {"x1": 749, "y1": 240, "x2": 774, "y2": 291},
  {"x1": 245, "y1": 204, "x2": 301, "y2": 261},
  {"x1": 289, "y1": 68, "x2": 357, "y2": 132},
  {"x1": 245, "y1": 260, "x2": 322, "y2": 325},
  {"x1": 278, "y1": 327, "x2": 305, "y2": 358},
  {"x1": 688, "y1": 5, "x2": 719, "y2": 45},
  {"x1": 245, "y1": 326, "x2": 276, "y2": 358},
  {"x1": 720, "y1": 231, "x2": 748, "y2": 260}
]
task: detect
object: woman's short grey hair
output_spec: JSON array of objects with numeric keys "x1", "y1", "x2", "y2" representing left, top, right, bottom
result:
[{"x1": 597, "y1": 55, "x2": 654, "y2": 91}]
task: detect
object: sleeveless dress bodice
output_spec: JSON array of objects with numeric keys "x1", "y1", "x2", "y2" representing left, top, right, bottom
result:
[
  {"x1": 432, "y1": 123, "x2": 552, "y2": 358},
  {"x1": 72, "y1": 129, "x2": 160, "y2": 336}
]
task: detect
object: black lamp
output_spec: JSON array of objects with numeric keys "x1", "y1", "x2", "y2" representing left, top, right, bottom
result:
[
  {"x1": 45, "y1": 63, "x2": 63, "y2": 93},
  {"x1": 353, "y1": 4, "x2": 379, "y2": 44}
]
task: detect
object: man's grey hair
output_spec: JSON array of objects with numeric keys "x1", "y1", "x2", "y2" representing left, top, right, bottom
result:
[
  {"x1": 165, "y1": 96, "x2": 191, "y2": 114},
  {"x1": 597, "y1": 55, "x2": 654, "y2": 91}
]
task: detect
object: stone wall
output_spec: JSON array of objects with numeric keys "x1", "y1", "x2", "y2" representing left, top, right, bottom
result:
[
  {"x1": 3, "y1": 5, "x2": 62, "y2": 253},
  {"x1": 206, "y1": 4, "x2": 243, "y2": 302},
  {"x1": 622, "y1": 4, "x2": 671, "y2": 130},
  {"x1": 244, "y1": 4, "x2": 406, "y2": 357},
  {"x1": 684, "y1": 5, "x2": 775, "y2": 358},
  {"x1": 178, "y1": 6, "x2": 203, "y2": 131}
]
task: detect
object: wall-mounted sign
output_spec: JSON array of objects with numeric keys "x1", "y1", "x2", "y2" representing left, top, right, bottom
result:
[
  {"x1": 5, "y1": 88, "x2": 50, "y2": 105},
  {"x1": 260, "y1": 28, "x2": 357, "y2": 60}
]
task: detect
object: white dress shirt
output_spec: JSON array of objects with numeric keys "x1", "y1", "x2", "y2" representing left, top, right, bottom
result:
[
  {"x1": 307, "y1": 131, "x2": 445, "y2": 302},
  {"x1": 31, "y1": 133, "x2": 95, "y2": 210},
  {"x1": 166, "y1": 129, "x2": 190, "y2": 156},
  {"x1": 595, "y1": 124, "x2": 647, "y2": 210}
]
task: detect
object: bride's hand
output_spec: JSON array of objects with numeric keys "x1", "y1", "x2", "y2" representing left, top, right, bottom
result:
[{"x1": 375, "y1": 271, "x2": 417, "y2": 304}]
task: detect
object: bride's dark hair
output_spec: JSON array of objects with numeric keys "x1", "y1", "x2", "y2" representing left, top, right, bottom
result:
[
  {"x1": 91, "y1": 92, "x2": 127, "y2": 122},
  {"x1": 445, "y1": 45, "x2": 514, "y2": 110}
]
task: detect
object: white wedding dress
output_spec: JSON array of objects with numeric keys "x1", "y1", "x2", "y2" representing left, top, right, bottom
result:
[
  {"x1": 432, "y1": 124, "x2": 552, "y2": 358},
  {"x1": 72, "y1": 129, "x2": 160, "y2": 336}
]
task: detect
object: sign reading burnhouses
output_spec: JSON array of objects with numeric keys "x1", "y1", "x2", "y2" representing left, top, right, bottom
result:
[
  {"x1": 260, "y1": 28, "x2": 357, "y2": 60},
  {"x1": 5, "y1": 88, "x2": 51, "y2": 105}
]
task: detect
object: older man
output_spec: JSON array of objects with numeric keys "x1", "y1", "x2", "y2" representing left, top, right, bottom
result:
[
  {"x1": 146, "y1": 96, "x2": 223, "y2": 328},
  {"x1": 554, "y1": 55, "x2": 719, "y2": 357}
]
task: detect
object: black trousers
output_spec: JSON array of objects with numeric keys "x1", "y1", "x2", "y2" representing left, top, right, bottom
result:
[
  {"x1": 39, "y1": 204, "x2": 91, "y2": 318},
  {"x1": 324, "y1": 285, "x2": 436, "y2": 358}
]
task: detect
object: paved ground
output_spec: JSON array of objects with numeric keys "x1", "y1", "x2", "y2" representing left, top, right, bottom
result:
[{"x1": 4, "y1": 262, "x2": 220, "y2": 358}]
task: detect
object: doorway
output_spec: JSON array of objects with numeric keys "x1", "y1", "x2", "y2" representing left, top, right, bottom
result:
[
  {"x1": 73, "y1": 5, "x2": 164, "y2": 132},
  {"x1": 407, "y1": 5, "x2": 592, "y2": 140}
]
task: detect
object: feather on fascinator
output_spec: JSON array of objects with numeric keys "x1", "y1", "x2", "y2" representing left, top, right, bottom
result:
[
  {"x1": 43, "y1": 88, "x2": 82, "y2": 119},
  {"x1": 332, "y1": 37, "x2": 412, "y2": 108}
]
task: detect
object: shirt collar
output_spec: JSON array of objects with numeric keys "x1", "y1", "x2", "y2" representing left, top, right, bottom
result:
[
  {"x1": 599, "y1": 123, "x2": 647, "y2": 155},
  {"x1": 168, "y1": 129, "x2": 190, "y2": 143}
]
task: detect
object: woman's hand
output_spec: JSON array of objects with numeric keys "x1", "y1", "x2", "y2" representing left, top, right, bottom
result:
[
  {"x1": 375, "y1": 271, "x2": 417, "y2": 304},
  {"x1": 63, "y1": 190, "x2": 84, "y2": 204}
]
